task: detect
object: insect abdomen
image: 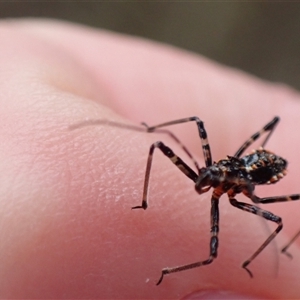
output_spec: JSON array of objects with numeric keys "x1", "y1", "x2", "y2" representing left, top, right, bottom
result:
[{"x1": 242, "y1": 149, "x2": 287, "y2": 184}]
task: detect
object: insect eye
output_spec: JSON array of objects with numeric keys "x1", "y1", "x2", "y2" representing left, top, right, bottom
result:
[{"x1": 195, "y1": 172, "x2": 212, "y2": 194}]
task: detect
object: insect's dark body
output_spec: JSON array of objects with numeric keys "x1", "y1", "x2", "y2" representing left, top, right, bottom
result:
[
  {"x1": 130, "y1": 116, "x2": 300, "y2": 285},
  {"x1": 200, "y1": 149, "x2": 287, "y2": 196}
]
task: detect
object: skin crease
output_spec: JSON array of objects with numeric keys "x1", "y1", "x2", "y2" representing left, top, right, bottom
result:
[{"x1": 0, "y1": 19, "x2": 300, "y2": 299}]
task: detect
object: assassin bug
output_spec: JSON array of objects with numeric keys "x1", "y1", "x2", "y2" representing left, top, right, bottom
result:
[{"x1": 130, "y1": 116, "x2": 300, "y2": 285}]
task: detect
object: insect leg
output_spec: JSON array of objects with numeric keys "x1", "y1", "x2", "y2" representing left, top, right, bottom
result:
[
  {"x1": 247, "y1": 193, "x2": 300, "y2": 258},
  {"x1": 229, "y1": 196, "x2": 282, "y2": 277},
  {"x1": 234, "y1": 116, "x2": 279, "y2": 158},
  {"x1": 156, "y1": 195, "x2": 220, "y2": 285},
  {"x1": 132, "y1": 141, "x2": 198, "y2": 210},
  {"x1": 141, "y1": 123, "x2": 201, "y2": 172},
  {"x1": 143, "y1": 117, "x2": 212, "y2": 167},
  {"x1": 249, "y1": 194, "x2": 300, "y2": 204},
  {"x1": 281, "y1": 230, "x2": 300, "y2": 259}
]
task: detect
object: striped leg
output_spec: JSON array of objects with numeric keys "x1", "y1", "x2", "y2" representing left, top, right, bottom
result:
[
  {"x1": 229, "y1": 197, "x2": 282, "y2": 277},
  {"x1": 234, "y1": 116, "x2": 279, "y2": 158},
  {"x1": 250, "y1": 194, "x2": 300, "y2": 204},
  {"x1": 132, "y1": 141, "x2": 198, "y2": 210},
  {"x1": 244, "y1": 192, "x2": 300, "y2": 258},
  {"x1": 142, "y1": 117, "x2": 212, "y2": 167},
  {"x1": 142, "y1": 123, "x2": 200, "y2": 172},
  {"x1": 156, "y1": 196, "x2": 220, "y2": 285}
]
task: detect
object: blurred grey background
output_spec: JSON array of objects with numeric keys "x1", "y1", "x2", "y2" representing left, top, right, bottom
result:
[{"x1": 1, "y1": 2, "x2": 300, "y2": 90}]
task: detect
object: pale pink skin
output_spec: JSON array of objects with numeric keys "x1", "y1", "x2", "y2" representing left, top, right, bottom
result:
[{"x1": 0, "y1": 19, "x2": 300, "y2": 299}]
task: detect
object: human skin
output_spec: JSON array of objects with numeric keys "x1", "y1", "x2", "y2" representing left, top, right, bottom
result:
[{"x1": 0, "y1": 19, "x2": 300, "y2": 299}]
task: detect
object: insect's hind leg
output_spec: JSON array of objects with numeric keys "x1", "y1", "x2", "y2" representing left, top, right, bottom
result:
[
  {"x1": 228, "y1": 196, "x2": 282, "y2": 277},
  {"x1": 234, "y1": 116, "x2": 279, "y2": 158},
  {"x1": 142, "y1": 117, "x2": 212, "y2": 167},
  {"x1": 248, "y1": 193, "x2": 300, "y2": 259},
  {"x1": 132, "y1": 141, "x2": 198, "y2": 210},
  {"x1": 156, "y1": 196, "x2": 220, "y2": 285}
]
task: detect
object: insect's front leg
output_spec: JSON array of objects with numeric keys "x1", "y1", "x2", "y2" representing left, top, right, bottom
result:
[
  {"x1": 141, "y1": 122, "x2": 201, "y2": 172},
  {"x1": 141, "y1": 116, "x2": 213, "y2": 167},
  {"x1": 132, "y1": 141, "x2": 198, "y2": 210}
]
